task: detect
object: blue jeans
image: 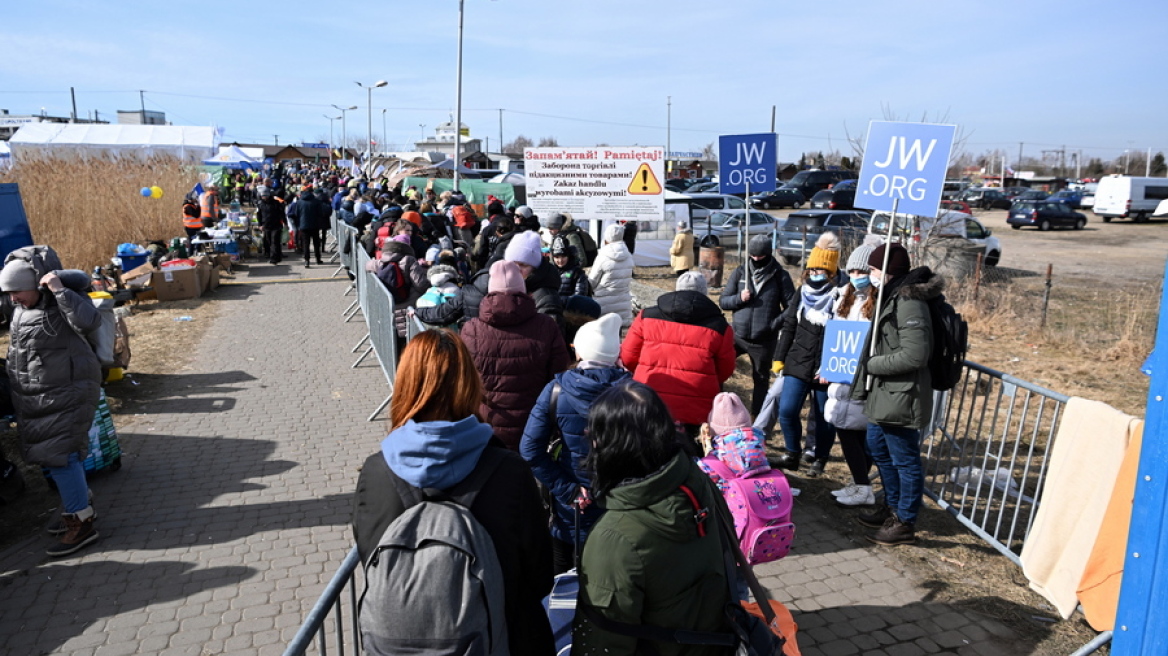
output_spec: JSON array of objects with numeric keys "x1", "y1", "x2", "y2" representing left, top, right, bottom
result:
[
  {"x1": 47, "y1": 452, "x2": 89, "y2": 514},
  {"x1": 777, "y1": 376, "x2": 834, "y2": 460},
  {"x1": 866, "y1": 423, "x2": 923, "y2": 525}
]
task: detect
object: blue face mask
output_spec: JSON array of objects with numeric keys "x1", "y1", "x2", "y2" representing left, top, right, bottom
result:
[
  {"x1": 850, "y1": 275, "x2": 870, "y2": 290},
  {"x1": 809, "y1": 273, "x2": 828, "y2": 284}
]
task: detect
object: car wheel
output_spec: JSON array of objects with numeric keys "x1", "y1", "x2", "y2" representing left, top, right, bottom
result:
[
  {"x1": 1039, "y1": 220, "x2": 1052, "y2": 231},
  {"x1": 1102, "y1": 216, "x2": 1112, "y2": 223},
  {"x1": 783, "y1": 255, "x2": 801, "y2": 266},
  {"x1": 984, "y1": 251, "x2": 1000, "y2": 267},
  {"x1": 793, "y1": 201, "x2": 802, "y2": 209},
  {"x1": 762, "y1": 201, "x2": 772, "y2": 210},
  {"x1": 1135, "y1": 212, "x2": 1149, "y2": 223},
  {"x1": 1011, "y1": 224, "x2": 1021, "y2": 230},
  {"x1": 1074, "y1": 218, "x2": 1086, "y2": 230}
]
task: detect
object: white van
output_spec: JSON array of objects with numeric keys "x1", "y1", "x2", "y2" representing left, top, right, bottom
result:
[{"x1": 1092, "y1": 175, "x2": 1168, "y2": 222}]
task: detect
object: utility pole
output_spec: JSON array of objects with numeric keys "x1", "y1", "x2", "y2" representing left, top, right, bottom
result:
[
  {"x1": 274, "y1": 135, "x2": 279, "y2": 146},
  {"x1": 1148, "y1": 147, "x2": 1153, "y2": 177},
  {"x1": 139, "y1": 90, "x2": 146, "y2": 124},
  {"x1": 70, "y1": 87, "x2": 77, "y2": 122},
  {"x1": 1018, "y1": 142, "x2": 1024, "y2": 169},
  {"x1": 666, "y1": 96, "x2": 671, "y2": 178},
  {"x1": 498, "y1": 109, "x2": 503, "y2": 154}
]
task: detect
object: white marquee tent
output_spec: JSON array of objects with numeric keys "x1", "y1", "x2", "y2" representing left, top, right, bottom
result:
[{"x1": 7, "y1": 124, "x2": 218, "y2": 163}]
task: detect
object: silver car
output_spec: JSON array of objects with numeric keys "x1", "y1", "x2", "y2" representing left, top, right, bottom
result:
[{"x1": 692, "y1": 210, "x2": 781, "y2": 248}]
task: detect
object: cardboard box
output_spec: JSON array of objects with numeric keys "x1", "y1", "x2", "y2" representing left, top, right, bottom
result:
[
  {"x1": 193, "y1": 256, "x2": 212, "y2": 294},
  {"x1": 151, "y1": 267, "x2": 201, "y2": 302},
  {"x1": 121, "y1": 262, "x2": 157, "y2": 285},
  {"x1": 213, "y1": 253, "x2": 233, "y2": 272},
  {"x1": 208, "y1": 267, "x2": 220, "y2": 291}
]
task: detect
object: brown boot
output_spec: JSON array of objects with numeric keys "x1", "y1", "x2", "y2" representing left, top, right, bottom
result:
[
  {"x1": 46, "y1": 506, "x2": 99, "y2": 557},
  {"x1": 866, "y1": 515, "x2": 916, "y2": 546}
]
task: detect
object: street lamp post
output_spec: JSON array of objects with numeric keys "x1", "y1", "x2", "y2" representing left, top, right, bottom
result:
[
  {"x1": 382, "y1": 109, "x2": 387, "y2": 154},
  {"x1": 356, "y1": 80, "x2": 388, "y2": 159},
  {"x1": 453, "y1": 0, "x2": 466, "y2": 192},
  {"x1": 323, "y1": 115, "x2": 341, "y2": 166},
  {"x1": 332, "y1": 104, "x2": 357, "y2": 164}
]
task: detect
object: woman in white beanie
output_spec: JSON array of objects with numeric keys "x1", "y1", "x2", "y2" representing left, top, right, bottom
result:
[
  {"x1": 825, "y1": 240, "x2": 880, "y2": 506},
  {"x1": 587, "y1": 223, "x2": 635, "y2": 326},
  {"x1": 520, "y1": 313, "x2": 631, "y2": 573}
]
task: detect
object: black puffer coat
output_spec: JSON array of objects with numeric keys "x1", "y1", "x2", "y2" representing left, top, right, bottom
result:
[
  {"x1": 414, "y1": 258, "x2": 564, "y2": 328},
  {"x1": 718, "y1": 256, "x2": 796, "y2": 342},
  {"x1": 774, "y1": 283, "x2": 839, "y2": 383}
]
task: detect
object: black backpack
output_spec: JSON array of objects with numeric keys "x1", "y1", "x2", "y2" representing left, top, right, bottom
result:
[{"x1": 925, "y1": 295, "x2": 967, "y2": 391}]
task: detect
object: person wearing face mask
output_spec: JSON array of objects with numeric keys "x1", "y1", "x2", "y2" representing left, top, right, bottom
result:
[
  {"x1": 767, "y1": 232, "x2": 841, "y2": 476},
  {"x1": 825, "y1": 241, "x2": 879, "y2": 505},
  {"x1": 719, "y1": 235, "x2": 796, "y2": 416},
  {"x1": 852, "y1": 242, "x2": 941, "y2": 546}
]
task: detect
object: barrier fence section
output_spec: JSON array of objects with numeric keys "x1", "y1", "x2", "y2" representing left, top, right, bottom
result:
[{"x1": 922, "y1": 361, "x2": 1067, "y2": 565}]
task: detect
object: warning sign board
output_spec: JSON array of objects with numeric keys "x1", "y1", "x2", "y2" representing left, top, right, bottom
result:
[
  {"x1": 628, "y1": 163, "x2": 663, "y2": 195},
  {"x1": 524, "y1": 146, "x2": 664, "y2": 222}
]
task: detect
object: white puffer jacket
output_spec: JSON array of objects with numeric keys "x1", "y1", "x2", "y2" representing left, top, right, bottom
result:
[{"x1": 588, "y1": 240, "x2": 634, "y2": 325}]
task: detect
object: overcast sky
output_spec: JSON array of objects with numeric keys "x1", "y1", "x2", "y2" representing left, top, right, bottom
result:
[{"x1": 2, "y1": 0, "x2": 1165, "y2": 166}]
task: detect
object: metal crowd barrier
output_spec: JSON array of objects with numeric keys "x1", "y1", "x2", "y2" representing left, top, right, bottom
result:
[
  {"x1": 923, "y1": 361, "x2": 1068, "y2": 565},
  {"x1": 282, "y1": 547, "x2": 361, "y2": 656}
]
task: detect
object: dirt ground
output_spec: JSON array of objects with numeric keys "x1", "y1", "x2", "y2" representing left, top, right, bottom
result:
[{"x1": 3, "y1": 214, "x2": 1159, "y2": 652}]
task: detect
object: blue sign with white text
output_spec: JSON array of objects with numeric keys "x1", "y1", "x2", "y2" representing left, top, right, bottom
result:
[
  {"x1": 718, "y1": 133, "x2": 777, "y2": 195},
  {"x1": 855, "y1": 121, "x2": 956, "y2": 217},
  {"x1": 819, "y1": 320, "x2": 872, "y2": 384}
]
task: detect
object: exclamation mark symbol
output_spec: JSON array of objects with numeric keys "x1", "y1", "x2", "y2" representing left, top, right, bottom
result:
[{"x1": 641, "y1": 169, "x2": 648, "y2": 192}]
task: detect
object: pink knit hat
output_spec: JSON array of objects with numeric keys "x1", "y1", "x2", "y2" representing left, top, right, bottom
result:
[
  {"x1": 488, "y1": 260, "x2": 525, "y2": 294},
  {"x1": 708, "y1": 392, "x2": 751, "y2": 435}
]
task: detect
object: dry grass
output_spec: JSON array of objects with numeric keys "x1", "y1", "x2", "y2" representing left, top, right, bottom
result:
[{"x1": 0, "y1": 156, "x2": 199, "y2": 270}]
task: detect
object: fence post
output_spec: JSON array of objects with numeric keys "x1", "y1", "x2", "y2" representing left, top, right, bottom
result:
[
  {"x1": 1111, "y1": 260, "x2": 1168, "y2": 654},
  {"x1": 1039, "y1": 264, "x2": 1053, "y2": 330}
]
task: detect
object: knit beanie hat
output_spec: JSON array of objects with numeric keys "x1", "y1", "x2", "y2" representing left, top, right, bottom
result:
[
  {"x1": 748, "y1": 234, "x2": 772, "y2": 257},
  {"x1": 503, "y1": 230, "x2": 544, "y2": 268},
  {"x1": 676, "y1": 271, "x2": 708, "y2": 295},
  {"x1": 488, "y1": 260, "x2": 525, "y2": 294},
  {"x1": 563, "y1": 294, "x2": 602, "y2": 320},
  {"x1": 868, "y1": 243, "x2": 912, "y2": 277},
  {"x1": 573, "y1": 313, "x2": 622, "y2": 364},
  {"x1": 708, "y1": 392, "x2": 751, "y2": 435},
  {"x1": 845, "y1": 243, "x2": 876, "y2": 273},
  {"x1": 513, "y1": 205, "x2": 534, "y2": 220},
  {"x1": 544, "y1": 212, "x2": 566, "y2": 230},
  {"x1": 427, "y1": 263, "x2": 458, "y2": 287},
  {"x1": 603, "y1": 223, "x2": 625, "y2": 244},
  {"x1": 805, "y1": 231, "x2": 841, "y2": 274},
  {"x1": 401, "y1": 211, "x2": 423, "y2": 227},
  {"x1": 0, "y1": 260, "x2": 38, "y2": 292}
]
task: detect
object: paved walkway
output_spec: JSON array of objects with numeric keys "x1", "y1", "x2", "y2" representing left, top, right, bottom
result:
[{"x1": 0, "y1": 264, "x2": 1028, "y2": 655}]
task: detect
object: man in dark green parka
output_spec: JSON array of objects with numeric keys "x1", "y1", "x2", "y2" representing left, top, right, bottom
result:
[{"x1": 851, "y1": 243, "x2": 941, "y2": 546}]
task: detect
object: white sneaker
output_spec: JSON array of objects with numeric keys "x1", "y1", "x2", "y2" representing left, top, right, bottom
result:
[
  {"x1": 831, "y1": 484, "x2": 858, "y2": 498},
  {"x1": 836, "y1": 485, "x2": 875, "y2": 507}
]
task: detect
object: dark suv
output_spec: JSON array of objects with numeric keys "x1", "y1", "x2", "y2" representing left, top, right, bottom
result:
[
  {"x1": 809, "y1": 186, "x2": 856, "y2": 210},
  {"x1": 780, "y1": 169, "x2": 857, "y2": 202},
  {"x1": 777, "y1": 210, "x2": 871, "y2": 265}
]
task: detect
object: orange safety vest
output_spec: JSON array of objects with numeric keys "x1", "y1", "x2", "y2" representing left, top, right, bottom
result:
[
  {"x1": 199, "y1": 191, "x2": 219, "y2": 221},
  {"x1": 183, "y1": 202, "x2": 202, "y2": 229}
]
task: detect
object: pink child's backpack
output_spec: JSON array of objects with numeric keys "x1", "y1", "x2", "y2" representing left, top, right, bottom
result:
[{"x1": 701, "y1": 457, "x2": 796, "y2": 565}]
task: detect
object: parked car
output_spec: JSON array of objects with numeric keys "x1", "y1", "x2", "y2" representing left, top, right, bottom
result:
[
  {"x1": 940, "y1": 200, "x2": 975, "y2": 214},
  {"x1": 1003, "y1": 186, "x2": 1031, "y2": 199},
  {"x1": 665, "y1": 178, "x2": 694, "y2": 192},
  {"x1": 869, "y1": 210, "x2": 1002, "y2": 266},
  {"x1": 1046, "y1": 190, "x2": 1084, "y2": 209},
  {"x1": 1007, "y1": 201, "x2": 1087, "y2": 231},
  {"x1": 777, "y1": 210, "x2": 871, "y2": 265},
  {"x1": 693, "y1": 210, "x2": 780, "y2": 247},
  {"x1": 958, "y1": 187, "x2": 1013, "y2": 210},
  {"x1": 780, "y1": 169, "x2": 858, "y2": 201},
  {"x1": 1092, "y1": 174, "x2": 1168, "y2": 222},
  {"x1": 942, "y1": 180, "x2": 972, "y2": 200},
  {"x1": 685, "y1": 192, "x2": 748, "y2": 223},
  {"x1": 1079, "y1": 182, "x2": 1098, "y2": 209},
  {"x1": 809, "y1": 186, "x2": 856, "y2": 210},
  {"x1": 687, "y1": 181, "x2": 720, "y2": 194},
  {"x1": 750, "y1": 187, "x2": 805, "y2": 209}
]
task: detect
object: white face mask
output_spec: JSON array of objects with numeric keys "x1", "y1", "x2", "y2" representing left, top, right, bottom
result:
[{"x1": 870, "y1": 272, "x2": 884, "y2": 289}]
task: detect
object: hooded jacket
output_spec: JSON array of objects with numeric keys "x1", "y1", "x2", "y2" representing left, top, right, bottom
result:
[
  {"x1": 413, "y1": 258, "x2": 564, "y2": 328},
  {"x1": 367, "y1": 240, "x2": 429, "y2": 336},
  {"x1": 352, "y1": 418, "x2": 555, "y2": 656},
  {"x1": 7, "y1": 277, "x2": 102, "y2": 468},
  {"x1": 718, "y1": 257, "x2": 796, "y2": 343},
  {"x1": 519, "y1": 366, "x2": 633, "y2": 544},
  {"x1": 670, "y1": 229, "x2": 695, "y2": 272},
  {"x1": 588, "y1": 240, "x2": 635, "y2": 325},
  {"x1": 296, "y1": 190, "x2": 331, "y2": 231},
  {"x1": 850, "y1": 267, "x2": 941, "y2": 429},
  {"x1": 573, "y1": 453, "x2": 733, "y2": 656},
  {"x1": 461, "y1": 291, "x2": 570, "y2": 450},
  {"x1": 554, "y1": 248, "x2": 590, "y2": 298},
  {"x1": 620, "y1": 291, "x2": 737, "y2": 426}
]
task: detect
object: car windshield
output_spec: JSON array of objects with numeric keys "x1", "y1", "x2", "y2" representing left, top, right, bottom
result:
[
  {"x1": 783, "y1": 215, "x2": 824, "y2": 230},
  {"x1": 709, "y1": 211, "x2": 735, "y2": 226}
]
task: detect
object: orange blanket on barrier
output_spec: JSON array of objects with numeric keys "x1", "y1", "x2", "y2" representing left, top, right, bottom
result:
[
  {"x1": 1077, "y1": 421, "x2": 1144, "y2": 631},
  {"x1": 743, "y1": 600, "x2": 802, "y2": 656}
]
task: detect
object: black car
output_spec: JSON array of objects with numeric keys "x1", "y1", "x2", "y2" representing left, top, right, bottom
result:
[
  {"x1": 781, "y1": 169, "x2": 858, "y2": 200},
  {"x1": 777, "y1": 210, "x2": 871, "y2": 265},
  {"x1": 958, "y1": 188, "x2": 1012, "y2": 210},
  {"x1": 1014, "y1": 190, "x2": 1048, "y2": 202},
  {"x1": 1006, "y1": 201, "x2": 1087, "y2": 231},
  {"x1": 809, "y1": 187, "x2": 856, "y2": 210},
  {"x1": 665, "y1": 178, "x2": 693, "y2": 192},
  {"x1": 750, "y1": 187, "x2": 805, "y2": 209}
]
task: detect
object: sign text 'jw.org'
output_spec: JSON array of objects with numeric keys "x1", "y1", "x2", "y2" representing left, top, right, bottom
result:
[{"x1": 855, "y1": 121, "x2": 956, "y2": 217}]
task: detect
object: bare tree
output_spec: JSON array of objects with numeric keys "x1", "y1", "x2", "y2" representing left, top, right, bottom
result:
[
  {"x1": 702, "y1": 142, "x2": 716, "y2": 160},
  {"x1": 844, "y1": 107, "x2": 972, "y2": 174},
  {"x1": 503, "y1": 135, "x2": 533, "y2": 154},
  {"x1": 537, "y1": 136, "x2": 559, "y2": 147}
]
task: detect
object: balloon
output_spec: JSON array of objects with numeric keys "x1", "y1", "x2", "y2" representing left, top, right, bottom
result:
[
  {"x1": 140, "y1": 187, "x2": 152, "y2": 198},
  {"x1": 150, "y1": 186, "x2": 163, "y2": 199}
]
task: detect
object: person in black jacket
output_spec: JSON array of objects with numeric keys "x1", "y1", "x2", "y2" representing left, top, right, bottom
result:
[
  {"x1": 352, "y1": 330, "x2": 554, "y2": 655},
  {"x1": 767, "y1": 232, "x2": 842, "y2": 476},
  {"x1": 296, "y1": 187, "x2": 330, "y2": 267},
  {"x1": 256, "y1": 191, "x2": 285, "y2": 265},
  {"x1": 719, "y1": 234, "x2": 796, "y2": 415}
]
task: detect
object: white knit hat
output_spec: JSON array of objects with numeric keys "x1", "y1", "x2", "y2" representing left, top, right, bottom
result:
[
  {"x1": 503, "y1": 231, "x2": 544, "y2": 268},
  {"x1": 676, "y1": 271, "x2": 708, "y2": 295},
  {"x1": 845, "y1": 243, "x2": 877, "y2": 273},
  {"x1": 573, "y1": 313, "x2": 622, "y2": 364},
  {"x1": 0, "y1": 260, "x2": 39, "y2": 292}
]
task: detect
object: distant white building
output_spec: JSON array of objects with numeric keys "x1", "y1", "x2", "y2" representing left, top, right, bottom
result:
[
  {"x1": 414, "y1": 120, "x2": 482, "y2": 161},
  {"x1": 117, "y1": 110, "x2": 167, "y2": 125}
]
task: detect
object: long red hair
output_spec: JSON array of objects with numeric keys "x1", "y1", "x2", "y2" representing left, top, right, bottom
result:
[{"x1": 390, "y1": 330, "x2": 483, "y2": 430}]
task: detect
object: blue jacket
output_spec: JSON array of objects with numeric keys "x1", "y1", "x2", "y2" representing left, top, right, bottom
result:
[{"x1": 520, "y1": 366, "x2": 632, "y2": 544}]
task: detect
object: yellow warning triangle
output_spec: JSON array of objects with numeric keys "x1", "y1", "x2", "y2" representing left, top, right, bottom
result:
[{"x1": 627, "y1": 163, "x2": 663, "y2": 195}]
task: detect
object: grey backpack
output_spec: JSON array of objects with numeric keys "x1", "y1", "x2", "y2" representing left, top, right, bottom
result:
[{"x1": 358, "y1": 448, "x2": 510, "y2": 656}]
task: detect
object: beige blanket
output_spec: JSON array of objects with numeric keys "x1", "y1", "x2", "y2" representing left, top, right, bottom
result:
[{"x1": 1020, "y1": 397, "x2": 1140, "y2": 618}]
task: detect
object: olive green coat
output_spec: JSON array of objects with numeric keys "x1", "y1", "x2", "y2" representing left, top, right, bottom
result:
[
  {"x1": 851, "y1": 267, "x2": 942, "y2": 430},
  {"x1": 573, "y1": 452, "x2": 733, "y2": 656}
]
